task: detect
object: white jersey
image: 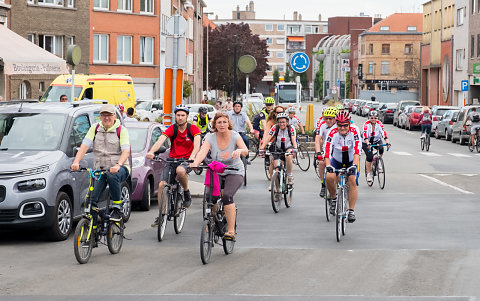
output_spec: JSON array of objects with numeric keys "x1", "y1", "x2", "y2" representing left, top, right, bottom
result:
[
  {"x1": 324, "y1": 126, "x2": 361, "y2": 163},
  {"x1": 269, "y1": 124, "x2": 296, "y2": 150},
  {"x1": 289, "y1": 116, "x2": 301, "y2": 129},
  {"x1": 317, "y1": 123, "x2": 337, "y2": 150},
  {"x1": 363, "y1": 120, "x2": 388, "y2": 142}
]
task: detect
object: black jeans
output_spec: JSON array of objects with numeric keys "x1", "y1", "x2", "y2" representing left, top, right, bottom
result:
[{"x1": 92, "y1": 166, "x2": 129, "y2": 207}]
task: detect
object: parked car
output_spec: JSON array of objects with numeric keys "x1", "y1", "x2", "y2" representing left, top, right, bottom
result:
[
  {"x1": 435, "y1": 109, "x2": 460, "y2": 141},
  {"x1": 393, "y1": 100, "x2": 420, "y2": 127},
  {"x1": 451, "y1": 105, "x2": 480, "y2": 145},
  {"x1": 405, "y1": 106, "x2": 425, "y2": 131},
  {"x1": 356, "y1": 100, "x2": 367, "y2": 116},
  {"x1": 431, "y1": 105, "x2": 459, "y2": 134},
  {"x1": 378, "y1": 103, "x2": 397, "y2": 123},
  {"x1": 0, "y1": 101, "x2": 132, "y2": 240},
  {"x1": 187, "y1": 104, "x2": 216, "y2": 122},
  {"x1": 127, "y1": 122, "x2": 169, "y2": 211},
  {"x1": 344, "y1": 99, "x2": 354, "y2": 112},
  {"x1": 136, "y1": 99, "x2": 163, "y2": 122},
  {"x1": 398, "y1": 105, "x2": 414, "y2": 129},
  {"x1": 351, "y1": 100, "x2": 360, "y2": 114},
  {"x1": 364, "y1": 101, "x2": 381, "y2": 117}
]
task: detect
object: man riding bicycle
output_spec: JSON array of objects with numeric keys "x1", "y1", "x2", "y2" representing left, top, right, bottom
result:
[
  {"x1": 228, "y1": 101, "x2": 255, "y2": 161},
  {"x1": 147, "y1": 104, "x2": 201, "y2": 226},
  {"x1": 324, "y1": 111, "x2": 360, "y2": 223},
  {"x1": 252, "y1": 97, "x2": 275, "y2": 142},
  {"x1": 259, "y1": 112, "x2": 298, "y2": 185},
  {"x1": 464, "y1": 107, "x2": 480, "y2": 146},
  {"x1": 192, "y1": 106, "x2": 210, "y2": 137},
  {"x1": 315, "y1": 106, "x2": 338, "y2": 197},
  {"x1": 71, "y1": 104, "x2": 130, "y2": 220},
  {"x1": 363, "y1": 110, "x2": 390, "y2": 185},
  {"x1": 287, "y1": 108, "x2": 305, "y2": 135}
]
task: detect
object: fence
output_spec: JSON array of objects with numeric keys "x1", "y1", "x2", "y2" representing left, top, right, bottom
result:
[{"x1": 358, "y1": 90, "x2": 419, "y2": 103}]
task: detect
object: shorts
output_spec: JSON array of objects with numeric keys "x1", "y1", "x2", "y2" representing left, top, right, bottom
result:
[
  {"x1": 330, "y1": 158, "x2": 353, "y2": 170},
  {"x1": 471, "y1": 124, "x2": 480, "y2": 134},
  {"x1": 160, "y1": 161, "x2": 192, "y2": 183}
]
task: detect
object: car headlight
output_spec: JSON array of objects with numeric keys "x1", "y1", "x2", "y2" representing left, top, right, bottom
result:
[
  {"x1": 23, "y1": 165, "x2": 50, "y2": 176},
  {"x1": 132, "y1": 156, "x2": 145, "y2": 169},
  {"x1": 17, "y1": 178, "x2": 46, "y2": 192}
]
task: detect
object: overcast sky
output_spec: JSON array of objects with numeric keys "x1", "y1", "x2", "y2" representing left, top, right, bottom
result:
[{"x1": 204, "y1": 0, "x2": 424, "y2": 21}]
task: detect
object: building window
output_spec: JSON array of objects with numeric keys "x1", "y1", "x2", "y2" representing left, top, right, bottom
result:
[
  {"x1": 266, "y1": 37, "x2": 273, "y2": 44},
  {"x1": 368, "y1": 61, "x2": 374, "y2": 74},
  {"x1": 236, "y1": 12, "x2": 240, "y2": 19},
  {"x1": 38, "y1": 0, "x2": 64, "y2": 5},
  {"x1": 140, "y1": 0, "x2": 153, "y2": 13},
  {"x1": 39, "y1": 82, "x2": 45, "y2": 92},
  {"x1": 380, "y1": 26, "x2": 389, "y2": 31},
  {"x1": 456, "y1": 49, "x2": 464, "y2": 70},
  {"x1": 117, "y1": 0, "x2": 131, "y2": 11},
  {"x1": 277, "y1": 38, "x2": 285, "y2": 44},
  {"x1": 304, "y1": 25, "x2": 312, "y2": 34},
  {"x1": 277, "y1": 24, "x2": 285, "y2": 31},
  {"x1": 473, "y1": 0, "x2": 476, "y2": 14},
  {"x1": 67, "y1": 36, "x2": 74, "y2": 45},
  {"x1": 94, "y1": 0, "x2": 108, "y2": 9},
  {"x1": 405, "y1": 44, "x2": 413, "y2": 54},
  {"x1": 276, "y1": 51, "x2": 284, "y2": 58},
  {"x1": 140, "y1": 36, "x2": 154, "y2": 64},
  {"x1": 187, "y1": 54, "x2": 193, "y2": 74},
  {"x1": 277, "y1": 65, "x2": 285, "y2": 72},
  {"x1": 312, "y1": 26, "x2": 319, "y2": 33},
  {"x1": 267, "y1": 51, "x2": 272, "y2": 58},
  {"x1": 381, "y1": 44, "x2": 390, "y2": 54},
  {"x1": 457, "y1": 7, "x2": 465, "y2": 25},
  {"x1": 381, "y1": 61, "x2": 390, "y2": 74},
  {"x1": 27, "y1": 0, "x2": 34, "y2": 3},
  {"x1": 407, "y1": 26, "x2": 417, "y2": 31},
  {"x1": 39, "y1": 35, "x2": 63, "y2": 57},
  {"x1": 67, "y1": 0, "x2": 74, "y2": 7},
  {"x1": 265, "y1": 24, "x2": 273, "y2": 31},
  {"x1": 27, "y1": 34, "x2": 35, "y2": 43},
  {"x1": 368, "y1": 43, "x2": 373, "y2": 54},
  {"x1": 93, "y1": 34, "x2": 109, "y2": 63},
  {"x1": 267, "y1": 65, "x2": 273, "y2": 71},
  {"x1": 404, "y1": 61, "x2": 413, "y2": 75},
  {"x1": 117, "y1": 35, "x2": 132, "y2": 63},
  {"x1": 472, "y1": 35, "x2": 475, "y2": 58},
  {"x1": 287, "y1": 25, "x2": 301, "y2": 35}
]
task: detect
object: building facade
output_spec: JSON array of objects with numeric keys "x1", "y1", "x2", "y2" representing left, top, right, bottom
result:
[
  {"x1": 453, "y1": 0, "x2": 469, "y2": 106},
  {"x1": 468, "y1": 0, "x2": 480, "y2": 103}
]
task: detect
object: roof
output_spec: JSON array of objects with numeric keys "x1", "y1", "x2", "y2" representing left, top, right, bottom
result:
[
  {"x1": 0, "y1": 25, "x2": 68, "y2": 75},
  {"x1": 366, "y1": 13, "x2": 423, "y2": 33},
  {"x1": 50, "y1": 74, "x2": 133, "y2": 86},
  {"x1": 124, "y1": 121, "x2": 160, "y2": 129},
  {"x1": 0, "y1": 102, "x2": 106, "y2": 115}
]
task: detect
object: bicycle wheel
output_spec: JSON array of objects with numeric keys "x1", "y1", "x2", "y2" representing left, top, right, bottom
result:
[
  {"x1": 248, "y1": 137, "x2": 258, "y2": 162},
  {"x1": 241, "y1": 156, "x2": 247, "y2": 186},
  {"x1": 264, "y1": 156, "x2": 271, "y2": 181},
  {"x1": 157, "y1": 186, "x2": 169, "y2": 242},
  {"x1": 270, "y1": 171, "x2": 281, "y2": 213},
  {"x1": 377, "y1": 157, "x2": 386, "y2": 189},
  {"x1": 336, "y1": 187, "x2": 343, "y2": 242},
  {"x1": 174, "y1": 189, "x2": 186, "y2": 234},
  {"x1": 200, "y1": 221, "x2": 213, "y2": 264},
  {"x1": 324, "y1": 188, "x2": 331, "y2": 222},
  {"x1": 296, "y1": 145, "x2": 311, "y2": 172},
  {"x1": 421, "y1": 137, "x2": 425, "y2": 151},
  {"x1": 74, "y1": 218, "x2": 93, "y2": 264},
  {"x1": 107, "y1": 211, "x2": 124, "y2": 254},
  {"x1": 313, "y1": 157, "x2": 321, "y2": 179},
  {"x1": 476, "y1": 136, "x2": 480, "y2": 153},
  {"x1": 284, "y1": 183, "x2": 293, "y2": 208},
  {"x1": 425, "y1": 135, "x2": 430, "y2": 152},
  {"x1": 222, "y1": 207, "x2": 237, "y2": 255},
  {"x1": 341, "y1": 187, "x2": 347, "y2": 236}
]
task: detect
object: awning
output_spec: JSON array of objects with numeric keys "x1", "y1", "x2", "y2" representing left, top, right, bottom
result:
[
  {"x1": 0, "y1": 25, "x2": 68, "y2": 75},
  {"x1": 287, "y1": 36, "x2": 305, "y2": 42}
]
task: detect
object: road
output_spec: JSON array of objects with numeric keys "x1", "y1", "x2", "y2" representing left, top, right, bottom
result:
[{"x1": 1, "y1": 106, "x2": 480, "y2": 300}]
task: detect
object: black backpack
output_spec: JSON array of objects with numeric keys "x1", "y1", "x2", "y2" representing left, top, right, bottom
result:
[
  {"x1": 274, "y1": 124, "x2": 294, "y2": 146},
  {"x1": 473, "y1": 112, "x2": 480, "y2": 123},
  {"x1": 171, "y1": 123, "x2": 194, "y2": 142}
]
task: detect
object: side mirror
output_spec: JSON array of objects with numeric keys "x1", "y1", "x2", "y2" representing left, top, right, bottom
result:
[{"x1": 154, "y1": 146, "x2": 167, "y2": 155}]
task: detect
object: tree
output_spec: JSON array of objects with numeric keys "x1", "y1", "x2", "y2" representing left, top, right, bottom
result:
[
  {"x1": 183, "y1": 80, "x2": 192, "y2": 99},
  {"x1": 206, "y1": 23, "x2": 268, "y2": 94},
  {"x1": 284, "y1": 68, "x2": 292, "y2": 83},
  {"x1": 314, "y1": 63, "x2": 323, "y2": 98},
  {"x1": 273, "y1": 68, "x2": 280, "y2": 85}
]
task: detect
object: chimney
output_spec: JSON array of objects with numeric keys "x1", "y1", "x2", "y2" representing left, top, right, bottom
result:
[
  {"x1": 236, "y1": 5, "x2": 239, "y2": 11},
  {"x1": 318, "y1": 14, "x2": 322, "y2": 21},
  {"x1": 299, "y1": 14, "x2": 302, "y2": 20},
  {"x1": 293, "y1": 11, "x2": 298, "y2": 20},
  {"x1": 249, "y1": 1, "x2": 254, "y2": 12},
  {"x1": 245, "y1": 5, "x2": 248, "y2": 10}
]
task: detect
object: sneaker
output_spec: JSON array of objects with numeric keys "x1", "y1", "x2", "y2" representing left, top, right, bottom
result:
[
  {"x1": 319, "y1": 186, "x2": 326, "y2": 198},
  {"x1": 367, "y1": 173, "x2": 373, "y2": 184},
  {"x1": 247, "y1": 160, "x2": 252, "y2": 165},
  {"x1": 287, "y1": 175, "x2": 294, "y2": 185},
  {"x1": 268, "y1": 186, "x2": 271, "y2": 192},
  {"x1": 183, "y1": 190, "x2": 192, "y2": 208},
  {"x1": 112, "y1": 203, "x2": 122, "y2": 211},
  {"x1": 348, "y1": 210, "x2": 356, "y2": 223},
  {"x1": 151, "y1": 217, "x2": 159, "y2": 227},
  {"x1": 329, "y1": 199, "x2": 336, "y2": 215}
]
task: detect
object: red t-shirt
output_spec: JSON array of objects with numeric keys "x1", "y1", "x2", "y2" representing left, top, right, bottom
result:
[{"x1": 162, "y1": 124, "x2": 201, "y2": 158}]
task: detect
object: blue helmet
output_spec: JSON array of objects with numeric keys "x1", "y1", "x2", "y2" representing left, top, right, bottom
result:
[{"x1": 174, "y1": 104, "x2": 189, "y2": 114}]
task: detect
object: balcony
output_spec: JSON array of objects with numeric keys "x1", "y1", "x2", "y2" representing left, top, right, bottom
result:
[{"x1": 286, "y1": 37, "x2": 305, "y2": 52}]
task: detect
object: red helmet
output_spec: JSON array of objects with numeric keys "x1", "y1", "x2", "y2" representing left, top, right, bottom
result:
[
  {"x1": 118, "y1": 104, "x2": 125, "y2": 111},
  {"x1": 336, "y1": 111, "x2": 351, "y2": 123}
]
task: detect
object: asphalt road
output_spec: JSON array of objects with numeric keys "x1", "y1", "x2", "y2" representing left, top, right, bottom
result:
[{"x1": 2, "y1": 106, "x2": 480, "y2": 301}]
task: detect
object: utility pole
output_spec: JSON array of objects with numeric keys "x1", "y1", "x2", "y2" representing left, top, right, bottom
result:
[
  {"x1": 232, "y1": 34, "x2": 238, "y2": 101},
  {"x1": 204, "y1": 12, "x2": 213, "y2": 101}
]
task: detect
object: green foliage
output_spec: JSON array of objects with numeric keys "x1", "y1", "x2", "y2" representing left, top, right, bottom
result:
[
  {"x1": 340, "y1": 49, "x2": 350, "y2": 53},
  {"x1": 314, "y1": 63, "x2": 323, "y2": 98},
  {"x1": 183, "y1": 80, "x2": 192, "y2": 98},
  {"x1": 296, "y1": 128, "x2": 315, "y2": 137},
  {"x1": 245, "y1": 102, "x2": 261, "y2": 120},
  {"x1": 284, "y1": 68, "x2": 291, "y2": 82},
  {"x1": 273, "y1": 68, "x2": 280, "y2": 85},
  {"x1": 155, "y1": 116, "x2": 163, "y2": 123},
  {"x1": 312, "y1": 49, "x2": 324, "y2": 55}
]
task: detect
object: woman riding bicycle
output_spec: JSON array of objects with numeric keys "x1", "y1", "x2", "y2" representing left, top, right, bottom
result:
[
  {"x1": 191, "y1": 112, "x2": 248, "y2": 240},
  {"x1": 363, "y1": 110, "x2": 390, "y2": 185},
  {"x1": 419, "y1": 107, "x2": 433, "y2": 139}
]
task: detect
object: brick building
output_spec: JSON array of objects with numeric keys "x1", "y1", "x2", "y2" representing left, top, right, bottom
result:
[{"x1": 468, "y1": 0, "x2": 480, "y2": 103}]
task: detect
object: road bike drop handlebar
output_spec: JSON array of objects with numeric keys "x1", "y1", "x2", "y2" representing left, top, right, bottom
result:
[
  {"x1": 369, "y1": 143, "x2": 391, "y2": 151},
  {"x1": 153, "y1": 157, "x2": 194, "y2": 164}
]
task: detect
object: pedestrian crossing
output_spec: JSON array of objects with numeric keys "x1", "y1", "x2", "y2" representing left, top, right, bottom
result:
[{"x1": 390, "y1": 151, "x2": 480, "y2": 158}]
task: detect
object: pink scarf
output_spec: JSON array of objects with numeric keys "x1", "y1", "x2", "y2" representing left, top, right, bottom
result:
[{"x1": 204, "y1": 161, "x2": 227, "y2": 197}]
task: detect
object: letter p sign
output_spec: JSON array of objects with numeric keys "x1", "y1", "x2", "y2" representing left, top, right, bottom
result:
[{"x1": 461, "y1": 80, "x2": 469, "y2": 92}]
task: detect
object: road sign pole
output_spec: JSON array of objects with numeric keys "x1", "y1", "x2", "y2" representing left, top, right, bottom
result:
[
  {"x1": 71, "y1": 68, "x2": 75, "y2": 102},
  {"x1": 246, "y1": 75, "x2": 249, "y2": 98}
]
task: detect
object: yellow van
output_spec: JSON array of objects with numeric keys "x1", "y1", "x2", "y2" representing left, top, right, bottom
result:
[{"x1": 41, "y1": 74, "x2": 136, "y2": 109}]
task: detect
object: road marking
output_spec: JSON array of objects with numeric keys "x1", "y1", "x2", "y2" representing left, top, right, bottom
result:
[
  {"x1": 447, "y1": 153, "x2": 471, "y2": 158},
  {"x1": 392, "y1": 151, "x2": 412, "y2": 156},
  {"x1": 462, "y1": 173, "x2": 478, "y2": 177},
  {"x1": 419, "y1": 152, "x2": 442, "y2": 157},
  {"x1": 419, "y1": 174, "x2": 474, "y2": 194}
]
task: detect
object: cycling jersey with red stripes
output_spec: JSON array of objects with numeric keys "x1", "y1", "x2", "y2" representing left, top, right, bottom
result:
[
  {"x1": 324, "y1": 126, "x2": 361, "y2": 163},
  {"x1": 315, "y1": 123, "x2": 337, "y2": 150},
  {"x1": 289, "y1": 116, "x2": 301, "y2": 129},
  {"x1": 316, "y1": 117, "x2": 326, "y2": 129},
  {"x1": 363, "y1": 120, "x2": 388, "y2": 142}
]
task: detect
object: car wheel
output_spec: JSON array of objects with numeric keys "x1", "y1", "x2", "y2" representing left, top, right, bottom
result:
[
  {"x1": 446, "y1": 130, "x2": 452, "y2": 141},
  {"x1": 48, "y1": 191, "x2": 72, "y2": 241},
  {"x1": 139, "y1": 178, "x2": 151, "y2": 211},
  {"x1": 121, "y1": 182, "x2": 132, "y2": 222},
  {"x1": 143, "y1": 118, "x2": 150, "y2": 122},
  {"x1": 460, "y1": 136, "x2": 467, "y2": 145},
  {"x1": 435, "y1": 129, "x2": 440, "y2": 139}
]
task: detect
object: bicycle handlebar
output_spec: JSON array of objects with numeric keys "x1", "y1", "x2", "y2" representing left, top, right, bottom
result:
[
  {"x1": 195, "y1": 164, "x2": 239, "y2": 171},
  {"x1": 265, "y1": 151, "x2": 295, "y2": 156},
  {"x1": 370, "y1": 143, "x2": 391, "y2": 151},
  {"x1": 153, "y1": 157, "x2": 194, "y2": 163}
]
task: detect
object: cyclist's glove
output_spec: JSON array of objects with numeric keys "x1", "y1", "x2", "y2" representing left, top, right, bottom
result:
[
  {"x1": 316, "y1": 152, "x2": 324, "y2": 161},
  {"x1": 259, "y1": 149, "x2": 265, "y2": 156},
  {"x1": 347, "y1": 164, "x2": 358, "y2": 176},
  {"x1": 386, "y1": 143, "x2": 391, "y2": 150},
  {"x1": 326, "y1": 165, "x2": 335, "y2": 173},
  {"x1": 292, "y1": 148, "x2": 298, "y2": 154}
]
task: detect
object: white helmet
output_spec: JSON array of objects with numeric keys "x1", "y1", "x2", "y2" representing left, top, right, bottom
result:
[{"x1": 276, "y1": 112, "x2": 288, "y2": 120}]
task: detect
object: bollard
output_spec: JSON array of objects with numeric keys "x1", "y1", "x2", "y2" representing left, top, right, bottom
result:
[{"x1": 305, "y1": 103, "x2": 314, "y2": 132}]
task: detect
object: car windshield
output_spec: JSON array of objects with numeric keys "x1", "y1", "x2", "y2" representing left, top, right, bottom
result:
[
  {"x1": 0, "y1": 113, "x2": 66, "y2": 150},
  {"x1": 136, "y1": 101, "x2": 152, "y2": 111},
  {"x1": 401, "y1": 102, "x2": 418, "y2": 110},
  {"x1": 128, "y1": 128, "x2": 148, "y2": 153},
  {"x1": 435, "y1": 108, "x2": 451, "y2": 116},
  {"x1": 188, "y1": 106, "x2": 200, "y2": 113},
  {"x1": 372, "y1": 103, "x2": 380, "y2": 109},
  {"x1": 41, "y1": 86, "x2": 83, "y2": 102},
  {"x1": 277, "y1": 85, "x2": 297, "y2": 103},
  {"x1": 414, "y1": 107, "x2": 423, "y2": 113}
]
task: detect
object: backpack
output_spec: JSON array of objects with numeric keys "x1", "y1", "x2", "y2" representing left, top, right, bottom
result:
[
  {"x1": 252, "y1": 109, "x2": 268, "y2": 130},
  {"x1": 94, "y1": 123, "x2": 122, "y2": 139},
  {"x1": 171, "y1": 123, "x2": 194, "y2": 142},
  {"x1": 422, "y1": 114, "x2": 431, "y2": 122},
  {"x1": 274, "y1": 124, "x2": 294, "y2": 146},
  {"x1": 473, "y1": 112, "x2": 480, "y2": 123}
]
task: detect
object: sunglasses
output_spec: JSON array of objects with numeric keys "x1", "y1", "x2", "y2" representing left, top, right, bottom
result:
[
  {"x1": 266, "y1": 104, "x2": 273, "y2": 106},
  {"x1": 324, "y1": 117, "x2": 334, "y2": 121},
  {"x1": 337, "y1": 123, "x2": 350, "y2": 128},
  {"x1": 60, "y1": 97, "x2": 68, "y2": 100}
]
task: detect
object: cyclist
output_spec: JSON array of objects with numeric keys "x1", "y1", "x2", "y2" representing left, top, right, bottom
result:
[
  {"x1": 222, "y1": 97, "x2": 234, "y2": 111},
  {"x1": 252, "y1": 97, "x2": 275, "y2": 142},
  {"x1": 191, "y1": 112, "x2": 248, "y2": 240},
  {"x1": 335, "y1": 104, "x2": 345, "y2": 112},
  {"x1": 363, "y1": 110, "x2": 390, "y2": 185},
  {"x1": 228, "y1": 101, "x2": 255, "y2": 161},
  {"x1": 315, "y1": 106, "x2": 338, "y2": 197},
  {"x1": 192, "y1": 106, "x2": 210, "y2": 137},
  {"x1": 464, "y1": 107, "x2": 480, "y2": 146},
  {"x1": 263, "y1": 105, "x2": 286, "y2": 178},
  {"x1": 118, "y1": 104, "x2": 126, "y2": 119},
  {"x1": 419, "y1": 106, "x2": 433, "y2": 139},
  {"x1": 71, "y1": 104, "x2": 130, "y2": 220},
  {"x1": 287, "y1": 108, "x2": 305, "y2": 135},
  {"x1": 259, "y1": 112, "x2": 298, "y2": 185},
  {"x1": 147, "y1": 104, "x2": 202, "y2": 226},
  {"x1": 324, "y1": 111, "x2": 360, "y2": 223}
]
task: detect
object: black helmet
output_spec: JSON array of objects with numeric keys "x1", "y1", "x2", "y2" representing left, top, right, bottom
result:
[
  {"x1": 233, "y1": 101, "x2": 243, "y2": 107},
  {"x1": 198, "y1": 106, "x2": 208, "y2": 114}
]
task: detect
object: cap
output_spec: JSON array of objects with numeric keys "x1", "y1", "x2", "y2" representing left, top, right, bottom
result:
[{"x1": 100, "y1": 104, "x2": 116, "y2": 114}]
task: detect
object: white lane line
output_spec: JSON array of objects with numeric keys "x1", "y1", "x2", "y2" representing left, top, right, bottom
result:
[
  {"x1": 392, "y1": 151, "x2": 412, "y2": 156},
  {"x1": 419, "y1": 174, "x2": 474, "y2": 194},
  {"x1": 462, "y1": 173, "x2": 478, "y2": 176},
  {"x1": 419, "y1": 152, "x2": 442, "y2": 157},
  {"x1": 447, "y1": 153, "x2": 472, "y2": 158}
]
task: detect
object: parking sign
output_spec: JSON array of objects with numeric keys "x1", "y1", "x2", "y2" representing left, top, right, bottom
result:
[{"x1": 461, "y1": 80, "x2": 469, "y2": 92}]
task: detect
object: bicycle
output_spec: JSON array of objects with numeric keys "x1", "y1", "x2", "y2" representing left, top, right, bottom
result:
[
  {"x1": 193, "y1": 132, "x2": 208, "y2": 175},
  {"x1": 364, "y1": 144, "x2": 389, "y2": 190},
  {"x1": 247, "y1": 133, "x2": 260, "y2": 162},
  {"x1": 293, "y1": 134, "x2": 311, "y2": 172},
  {"x1": 420, "y1": 131, "x2": 431, "y2": 151},
  {"x1": 331, "y1": 167, "x2": 350, "y2": 242},
  {"x1": 240, "y1": 155, "x2": 248, "y2": 186},
  {"x1": 313, "y1": 151, "x2": 323, "y2": 179},
  {"x1": 467, "y1": 128, "x2": 480, "y2": 153},
  {"x1": 198, "y1": 163, "x2": 238, "y2": 264},
  {"x1": 73, "y1": 168, "x2": 124, "y2": 264},
  {"x1": 153, "y1": 156, "x2": 191, "y2": 241},
  {"x1": 267, "y1": 151, "x2": 294, "y2": 213}
]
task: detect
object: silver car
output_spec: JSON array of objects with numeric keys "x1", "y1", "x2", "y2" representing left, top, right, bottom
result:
[
  {"x1": 0, "y1": 101, "x2": 132, "y2": 240},
  {"x1": 435, "y1": 109, "x2": 459, "y2": 141}
]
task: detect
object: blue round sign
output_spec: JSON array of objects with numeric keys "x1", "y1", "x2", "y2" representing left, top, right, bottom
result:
[{"x1": 290, "y1": 52, "x2": 310, "y2": 73}]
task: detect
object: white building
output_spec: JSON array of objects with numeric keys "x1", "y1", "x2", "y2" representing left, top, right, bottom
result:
[{"x1": 453, "y1": 0, "x2": 469, "y2": 106}]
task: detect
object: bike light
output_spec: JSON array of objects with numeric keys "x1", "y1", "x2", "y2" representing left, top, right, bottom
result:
[
  {"x1": 17, "y1": 178, "x2": 46, "y2": 192},
  {"x1": 132, "y1": 156, "x2": 145, "y2": 168}
]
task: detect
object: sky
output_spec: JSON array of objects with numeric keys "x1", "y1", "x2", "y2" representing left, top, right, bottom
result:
[{"x1": 204, "y1": 0, "x2": 425, "y2": 21}]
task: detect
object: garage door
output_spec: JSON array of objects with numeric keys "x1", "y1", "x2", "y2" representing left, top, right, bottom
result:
[{"x1": 135, "y1": 83, "x2": 155, "y2": 100}]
